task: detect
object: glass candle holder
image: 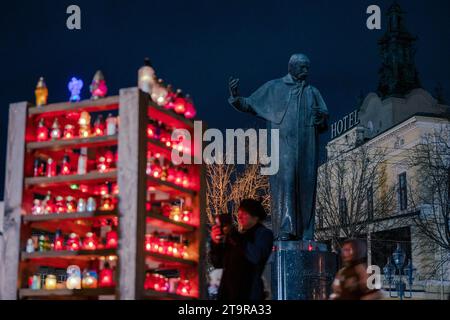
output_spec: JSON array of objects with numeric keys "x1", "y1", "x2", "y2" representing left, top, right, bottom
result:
[
  {"x1": 93, "y1": 115, "x2": 105, "y2": 136},
  {"x1": 26, "y1": 238, "x2": 35, "y2": 253},
  {"x1": 61, "y1": 154, "x2": 71, "y2": 175},
  {"x1": 43, "y1": 192, "x2": 55, "y2": 214},
  {"x1": 50, "y1": 118, "x2": 62, "y2": 140},
  {"x1": 36, "y1": 118, "x2": 48, "y2": 142},
  {"x1": 77, "y1": 198, "x2": 86, "y2": 212},
  {"x1": 63, "y1": 124, "x2": 75, "y2": 139},
  {"x1": 176, "y1": 279, "x2": 192, "y2": 296},
  {"x1": 106, "y1": 114, "x2": 117, "y2": 136},
  {"x1": 86, "y1": 197, "x2": 97, "y2": 212},
  {"x1": 66, "y1": 196, "x2": 76, "y2": 213},
  {"x1": 32, "y1": 199, "x2": 43, "y2": 216},
  {"x1": 105, "y1": 229, "x2": 118, "y2": 249},
  {"x1": 55, "y1": 196, "x2": 66, "y2": 214},
  {"x1": 83, "y1": 232, "x2": 98, "y2": 250},
  {"x1": 81, "y1": 270, "x2": 98, "y2": 289},
  {"x1": 100, "y1": 195, "x2": 114, "y2": 211},
  {"x1": 45, "y1": 275, "x2": 57, "y2": 290},
  {"x1": 67, "y1": 233, "x2": 80, "y2": 251},
  {"x1": 35, "y1": 77, "x2": 48, "y2": 107},
  {"x1": 53, "y1": 230, "x2": 65, "y2": 251},
  {"x1": 66, "y1": 265, "x2": 81, "y2": 290},
  {"x1": 99, "y1": 263, "x2": 114, "y2": 288},
  {"x1": 46, "y1": 158, "x2": 57, "y2": 177}
]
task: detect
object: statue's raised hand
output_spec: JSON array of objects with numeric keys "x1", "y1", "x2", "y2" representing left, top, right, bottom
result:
[{"x1": 229, "y1": 77, "x2": 240, "y2": 98}]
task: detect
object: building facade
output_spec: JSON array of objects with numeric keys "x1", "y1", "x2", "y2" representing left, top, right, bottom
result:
[{"x1": 316, "y1": 3, "x2": 450, "y2": 299}]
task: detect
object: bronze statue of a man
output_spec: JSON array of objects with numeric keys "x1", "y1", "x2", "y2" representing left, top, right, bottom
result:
[{"x1": 229, "y1": 53, "x2": 329, "y2": 241}]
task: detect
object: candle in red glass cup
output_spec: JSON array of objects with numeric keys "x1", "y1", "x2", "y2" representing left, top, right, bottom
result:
[
  {"x1": 104, "y1": 149, "x2": 114, "y2": 167},
  {"x1": 36, "y1": 118, "x2": 48, "y2": 142},
  {"x1": 182, "y1": 168, "x2": 190, "y2": 188},
  {"x1": 63, "y1": 124, "x2": 75, "y2": 139},
  {"x1": 176, "y1": 279, "x2": 192, "y2": 296},
  {"x1": 50, "y1": 118, "x2": 62, "y2": 140},
  {"x1": 99, "y1": 262, "x2": 114, "y2": 287},
  {"x1": 93, "y1": 115, "x2": 105, "y2": 136},
  {"x1": 33, "y1": 158, "x2": 44, "y2": 177},
  {"x1": 46, "y1": 158, "x2": 57, "y2": 177},
  {"x1": 83, "y1": 232, "x2": 98, "y2": 250},
  {"x1": 97, "y1": 154, "x2": 108, "y2": 172},
  {"x1": 106, "y1": 229, "x2": 118, "y2": 249},
  {"x1": 147, "y1": 123, "x2": 156, "y2": 139},
  {"x1": 182, "y1": 210, "x2": 192, "y2": 224},
  {"x1": 43, "y1": 191, "x2": 55, "y2": 214},
  {"x1": 144, "y1": 272, "x2": 153, "y2": 290},
  {"x1": 173, "y1": 96, "x2": 186, "y2": 114},
  {"x1": 67, "y1": 233, "x2": 80, "y2": 251},
  {"x1": 61, "y1": 154, "x2": 71, "y2": 175},
  {"x1": 53, "y1": 229, "x2": 65, "y2": 251},
  {"x1": 100, "y1": 194, "x2": 114, "y2": 211},
  {"x1": 144, "y1": 234, "x2": 152, "y2": 252},
  {"x1": 98, "y1": 184, "x2": 109, "y2": 197},
  {"x1": 66, "y1": 196, "x2": 76, "y2": 213},
  {"x1": 55, "y1": 196, "x2": 66, "y2": 214}
]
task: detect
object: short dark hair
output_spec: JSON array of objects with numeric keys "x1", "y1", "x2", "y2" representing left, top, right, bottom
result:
[{"x1": 238, "y1": 198, "x2": 267, "y2": 221}]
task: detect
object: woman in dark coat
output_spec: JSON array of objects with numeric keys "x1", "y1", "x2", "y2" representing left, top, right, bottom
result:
[{"x1": 209, "y1": 199, "x2": 274, "y2": 300}]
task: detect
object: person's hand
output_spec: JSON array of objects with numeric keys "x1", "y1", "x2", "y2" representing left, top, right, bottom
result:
[
  {"x1": 229, "y1": 77, "x2": 240, "y2": 98},
  {"x1": 211, "y1": 225, "x2": 224, "y2": 244}
]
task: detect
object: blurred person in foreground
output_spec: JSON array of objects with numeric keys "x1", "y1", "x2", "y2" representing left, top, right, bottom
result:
[
  {"x1": 330, "y1": 239, "x2": 382, "y2": 300},
  {"x1": 209, "y1": 199, "x2": 274, "y2": 300}
]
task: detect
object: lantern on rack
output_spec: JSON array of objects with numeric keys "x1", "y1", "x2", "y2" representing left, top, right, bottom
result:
[
  {"x1": 181, "y1": 240, "x2": 190, "y2": 259},
  {"x1": 184, "y1": 95, "x2": 196, "y2": 119},
  {"x1": 93, "y1": 115, "x2": 105, "y2": 136},
  {"x1": 106, "y1": 229, "x2": 118, "y2": 249},
  {"x1": 151, "y1": 79, "x2": 169, "y2": 106},
  {"x1": 44, "y1": 274, "x2": 57, "y2": 290},
  {"x1": 77, "y1": 198, "x2": 86, "y2": 212},
  {"x1": 61, "y1": 154, "x2": 71, "y2": 175},
  {"x1": 81, "y1": 270, "x2": 98, "y2": 289},
  {"x1": 86, "y1": 197, "x2": 97, "y2": 212},
  {"x1": 43, "y1": 191, "x2": 55, "y2": 214},
  {"x1": 100, "y1": 194, "x2": 114, "y2": 211},
  {"x1": 182, "y1": 210, "x2": 192, "y2": 224},
  {"x1": 35, "y1": 77, "x2": 49, "y2": 107},
  {"x1": 32, "y1": 199, "x2": 44, "y2": 215},
  {"x1": 67, "y1": 233, "x2": 80, "y2": 251},
  {"x1": 66, "y1": 196, "x2": 77, "y2": 213},
  {"x1": 83, "y1": 232, "x2": 98, "y2": 250},
  {"x1": 68, "y1": 77, "x2": 83, "y2": 102},
  {"x1": 176, "y1": 279, "x2": 192, "y2": 296},
  {"x1": 55, "y1": 196, "x2": 66, "y2": 214},
  {"x1": 30, "y1": 275, "x2": 41, "y2": 290},
  {"x1": 45, "y1": 158, "x2": 56, "y2": 177},
  {"x1": 26, "y1": 238, "x2": 35, "y2": 253},
  {"x1": 99, "y1": 262, "x2": 114, "y2": 287},
  {"x1": 97, "y1": 152, "x2": 110, "y2": 173},
  {"x1": 50, "y1": 118, "x2": 61, "y2": 140},
  {"x1": 53, "y1": 229, "x2": 65, "y2": 251},
  {"x1": 33, "y1": 158, "x2": 43, "y2": 177},
  {"x1": 138, "y1": 58, "x2": 156, "y2": 94},
  {"x1": 63, "y1": 124, "x2": 75, "y2": 139},
  {"x1": 66, "y1": 265, "x2": 81, "y2": 290},
  {"x1": 36, "y1": 118, "x2": 48, "y2": 142},
  {"x1": 106, "y1": 113, "x2": 117, "y2": 136},
  {"x1": 173, "y1": 91, "x2": 186, "y2": 114},
  {"x1": 78, "y1": 111, "x2": 91, "y2": 138},
  {"x1": 145, "y1": 234, "x2": 153, "y2": 252},
  {"x1": 90, "y1": 70, "x2": 108, "y2": 100}
]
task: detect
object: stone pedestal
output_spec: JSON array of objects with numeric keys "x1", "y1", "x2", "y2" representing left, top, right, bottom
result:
[{"x1": 271, "y1": 240, "x2": 337, "y2": 300}]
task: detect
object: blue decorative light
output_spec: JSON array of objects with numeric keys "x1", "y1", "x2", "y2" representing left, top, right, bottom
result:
[{"x1": 68, "y1": 77, "x2": 84, "y2": 102}]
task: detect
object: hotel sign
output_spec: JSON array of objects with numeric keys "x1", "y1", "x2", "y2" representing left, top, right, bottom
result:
[{"x1": 330, "y1": 110, "x2": 360, "y2": 140}]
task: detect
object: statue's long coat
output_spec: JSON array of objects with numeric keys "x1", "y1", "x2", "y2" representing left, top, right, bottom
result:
[{"x1": 229, "y1": 74, "x2": 328, "y2": 240}]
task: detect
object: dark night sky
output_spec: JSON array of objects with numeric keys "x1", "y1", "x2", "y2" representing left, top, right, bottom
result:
[{"x1": 1, "y1": 0, "x2": 450, "y2": 199}]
